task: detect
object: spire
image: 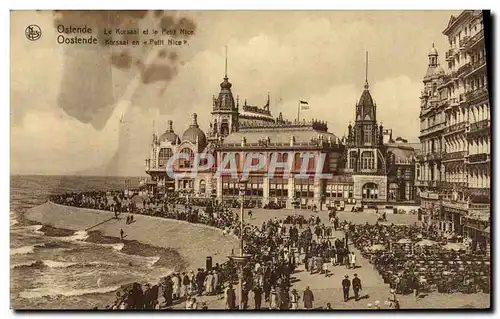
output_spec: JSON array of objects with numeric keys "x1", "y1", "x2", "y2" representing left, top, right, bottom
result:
[
  {"x1": 356, "y1": 51, "x2": 376, "y2": 122},
  {"x1": 219, "y1": 46, "x2": 232, "y2": 91},
  {"x1": 224, "y1": 45, "x2": 228, "y2": 78},
  {"x1": 364, "y1": 51, "x2": 369, "y2": 90},
  {"x1": 152, "y1": 120, "x2": 156, "y2": 143}
]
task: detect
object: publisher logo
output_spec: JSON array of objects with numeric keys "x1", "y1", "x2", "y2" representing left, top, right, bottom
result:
[{"x1": 25, "y1": 25, "x2": 41, "y2": 41}]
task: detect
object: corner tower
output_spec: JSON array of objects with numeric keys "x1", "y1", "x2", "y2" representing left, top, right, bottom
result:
[
  {"x1": 209, "y1": 46, "x2": 239, "y2": 140},
  {"x1": 345, "y1": 52, "x2": 387, "y2": 203}
]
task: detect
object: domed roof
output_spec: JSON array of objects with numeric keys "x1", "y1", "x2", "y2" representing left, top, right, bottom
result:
[
  {"x1": 183, "y1": 127, "x2": 207, "y2": 145},
  {"x1": 159, "y1": 131, "x2": 179, "y2": 144},
  {"x1": 158, "y1": 120, "x2": 179, "y2": 144},
  {"x1": 424, "y1": 65, "x2": 445, "y2": 79},
  {"x1": 428, "y1": 44, "x2": 438, "y2": 56},
  {"x1": 220, "y1": 76, "x2": 232, "y2": 89},
  {"x1": 182, "y1": 114, "x2": 207, "y2": 148}
]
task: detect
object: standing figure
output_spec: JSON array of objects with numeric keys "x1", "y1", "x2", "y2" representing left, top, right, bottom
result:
[
  {"x1": 226, "y1": 284, "x2": 236, "y2": 310},
  {"x1": 342, "y1": 275, "x2": 351, "y2": 302},
  {"x1": 290, "y1": 289, "x2": 300, "y2": 309},
  {"x1": 352, "y1": 273, "x2": 362, "y2": 301},
  {"x1": 253, "y1": 285, "x2": 262, "y2": 310},
  {"x1": 303, "y1": 286, "x2": 314, "y2": 309}
]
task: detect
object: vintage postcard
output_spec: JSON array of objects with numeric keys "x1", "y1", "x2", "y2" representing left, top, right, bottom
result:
[{"x1": 10, "y1": 10, "x2": 491, "y2": 310}]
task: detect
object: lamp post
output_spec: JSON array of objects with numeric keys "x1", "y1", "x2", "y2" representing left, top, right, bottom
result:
[{"x1": 228, "y1": 178, "x2": 251, "y2": 310}]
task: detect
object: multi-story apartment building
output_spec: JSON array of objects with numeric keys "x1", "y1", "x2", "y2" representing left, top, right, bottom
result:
[
  {"x1": 417, "y1": 10, "x2": 490, "y2": 254},
  {"x1": 417, "y1": 43, "x2": 446, "y2": 221}
]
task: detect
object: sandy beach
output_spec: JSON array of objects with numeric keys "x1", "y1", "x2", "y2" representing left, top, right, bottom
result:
[{"x1": 24, "y1": 202, "x2": 238, "y2": 270}]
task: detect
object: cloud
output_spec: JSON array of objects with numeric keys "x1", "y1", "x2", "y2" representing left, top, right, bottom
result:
[
  {"x1": 11, "y1": 109, "x2": 119, "y2": 174},
  {"x1": 11, "y1": 10, "x2": 461, "y2": 175}
]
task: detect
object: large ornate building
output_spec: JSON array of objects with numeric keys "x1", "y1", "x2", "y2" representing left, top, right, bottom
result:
[
  {"x1": 145, "y1": 58, "x2": 419, "y2": 209},
  {"x1": 416, "y1": 10, "x2": 490, "y2": 253}
]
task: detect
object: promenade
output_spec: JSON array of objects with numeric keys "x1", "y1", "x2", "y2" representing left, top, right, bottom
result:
[
  {"x1": 25, "y1": 202, "x2": 490, "y2": 309},
  {"x1": 172, "y1": 207, "x2": 489, "y2": 310}
]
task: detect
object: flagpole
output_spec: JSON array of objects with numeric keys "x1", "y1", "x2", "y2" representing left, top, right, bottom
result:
[{"x1": 297, "y1": 101, "x2": 300, "y2": 122}]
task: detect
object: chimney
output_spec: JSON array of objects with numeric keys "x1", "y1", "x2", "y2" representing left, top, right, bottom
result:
[{"x1": 168, "y1": 120, "x2": 173, "y2": 132}]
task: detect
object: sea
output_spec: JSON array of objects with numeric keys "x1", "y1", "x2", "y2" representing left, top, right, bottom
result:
[{"x1": 10, "y1": 175, "x2": 187, "y2": 310}]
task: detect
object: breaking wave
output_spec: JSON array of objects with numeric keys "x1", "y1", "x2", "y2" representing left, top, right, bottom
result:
[
  {"x1": 11, "y1": 245, "x2": 36, "y2": 256},
  {"x1": 19, "y1": 285, "x2": 122, "y2": 299},
  {"x1": 11, "y1": 260, "x2": 126, "y2": 270},
  {"x1": 60, "y1": 230, "x2": 89, "y2": 242},
  {"x1": 20, "y1": 225, "x2": 44, "y2": 235},
  {"x1": 42, "y1": 260, "x2": 78, "y2": 268},
  {"x1": 102, "y1": 243, "x2": 124, "y2": 251}
]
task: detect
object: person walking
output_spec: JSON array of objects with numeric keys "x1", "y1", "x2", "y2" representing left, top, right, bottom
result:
[
  {"x1": 344, "y1": 224, "x2": 349, "y2": 246},
  {"x1": 172, "y1": 273, "x2": 181, "y2": 301},
  {"x1": 342, "y1": 275, "x2": 351, "y2": 302},
  {"x1": 322, "y1": 258, "x2": 330, "y2": 277},
  {"x1": 412, "y1": 275, "x2": 420, "y2": 300},
  {"x1": 303, "y1": 286, "x2": 314, "y2": 309},
  {"x1": 181, "y1": 272, "x2": 190, "y2": 298},
  {"x1": 225, "y1": 284, "x2": 236, "y2": 310},
  {"x1": 352, "y1": 273, "x2": 362, "y2": 301},
  {"x1": 350, "y1": 252, "x2": 357, "y2": 269},
  {"x1": 253, "y1": 285, "x2": 262, "y2": 310},
  {"x1": 290, "y1": 289, "x2": 300, "y2": 309},
  {"x1": 204, "y1": 271, "x2": 214, "y2": 296},
  {"x1": 270, "y1": 287, "x2": 279, "y2": 310}
]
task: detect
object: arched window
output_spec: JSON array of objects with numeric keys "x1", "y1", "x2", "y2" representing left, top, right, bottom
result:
[
  {"x1": 199, "y1": 180, "x2": 206, "y2": 194},
  {"x1": 179, "y1": 148, "x2": 194, "y2": 168},
  {"x1": 158, "y1": 148, "x2": 173, "y2": 168},
  {"x1": 220, "y1": 119, "x2": 229, "y2": 137},
  {"x1": 361, "y1": 151, "x2": 375, "y2": 170},
  {"x1": 294, "y1": 153, "x2": 302, "y2": 171},
  {"x1": 234, "y1": 153, "x2": 241, "y2": 171},
  {"x1": 282, "y1": 153, "x2": 289, "y2": 168},
  {"x1": 307, "y1": 153, "x2": 315, "y2": 171},
  {"x1": 362, "y1": 183, "x2": 378, "y2": 199}
]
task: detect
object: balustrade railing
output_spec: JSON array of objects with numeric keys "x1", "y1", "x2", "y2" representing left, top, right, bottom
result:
[{"x1": 442, "y1": 151, "x2": 467, "y2": 161}]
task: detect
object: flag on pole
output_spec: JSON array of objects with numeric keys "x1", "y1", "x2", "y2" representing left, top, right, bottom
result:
[{"x1": 299, "y1": 100, "x2": 309, "y2": 110}]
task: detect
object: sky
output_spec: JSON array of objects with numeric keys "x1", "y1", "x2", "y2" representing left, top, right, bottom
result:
[{"x1": 11, "y1": 10, "x2": 462, "y2": 176}]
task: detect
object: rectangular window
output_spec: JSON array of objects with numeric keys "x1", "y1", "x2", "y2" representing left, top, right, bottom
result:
[{"x1": 364, "y1": 125, "x2": 372, "y2": 143}]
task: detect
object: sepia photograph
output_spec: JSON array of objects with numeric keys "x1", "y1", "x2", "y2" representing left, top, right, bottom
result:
[{"x1": 10, "y1": 9, "x2": 492, "y2": 311}]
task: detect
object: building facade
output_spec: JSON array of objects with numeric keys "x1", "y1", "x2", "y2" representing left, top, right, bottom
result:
[
  {"x1": 417, "y1": 10, "x2": 490, "y2": 253},
  {"x1": 145, "y1": 60, "x2": 419, "y2": 209}
]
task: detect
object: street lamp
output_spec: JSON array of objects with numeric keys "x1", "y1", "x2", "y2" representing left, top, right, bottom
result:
[{"x1": 228, "y1": 178, "x2": 251, "y2": 310}]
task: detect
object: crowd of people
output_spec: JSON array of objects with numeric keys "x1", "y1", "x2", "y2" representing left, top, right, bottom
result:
[
  {"x1": 50, "y1": 190, "x2": 489, "y2": 310},
  {"x1": 346, "y1": 222, "x2": 491, "y2": 296},
  {"x1": 50, "y1": 190, "x2": 388, "y2": 310}
]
